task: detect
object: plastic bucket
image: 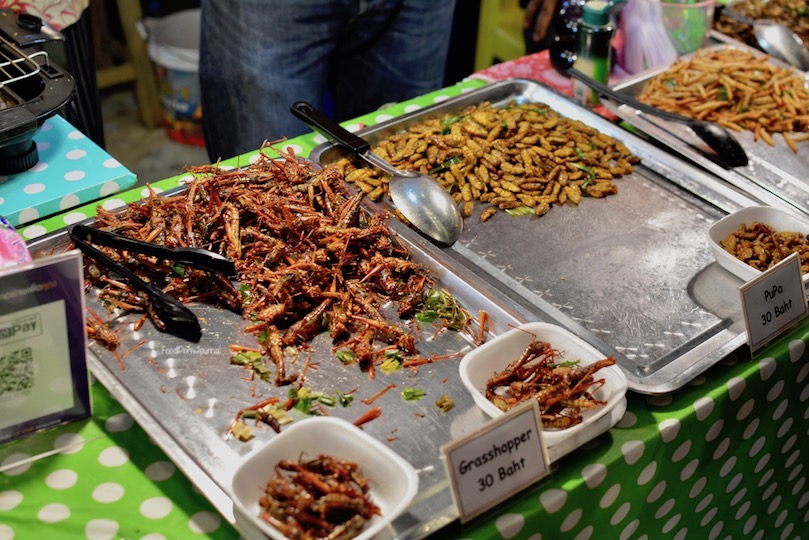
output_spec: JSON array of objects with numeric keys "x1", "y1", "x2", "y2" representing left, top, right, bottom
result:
[{"x1": 145, "y1": 9, "x2": 204, "y2": 146}]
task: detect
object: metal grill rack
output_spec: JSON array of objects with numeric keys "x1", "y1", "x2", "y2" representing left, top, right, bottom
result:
[
  {"x1": 0, "y1": 10, "x2": 74, "y2": 175},
  {"x1": 0, "y1": 36, "x2": 45, "y2": 89}
]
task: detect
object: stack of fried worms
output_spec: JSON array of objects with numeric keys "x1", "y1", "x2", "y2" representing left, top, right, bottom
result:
[{"x1": 85, "y1": 150, "x2": 433, "y2": 385}]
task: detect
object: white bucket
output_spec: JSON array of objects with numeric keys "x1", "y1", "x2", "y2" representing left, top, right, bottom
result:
[{"x1": 144, "y1": 9, "x2": 204, "y2": 146}]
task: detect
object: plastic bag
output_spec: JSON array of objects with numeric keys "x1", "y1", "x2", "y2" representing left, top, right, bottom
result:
[{"x1": 0, "y1": 215, "x2": 32, "y2": 268}]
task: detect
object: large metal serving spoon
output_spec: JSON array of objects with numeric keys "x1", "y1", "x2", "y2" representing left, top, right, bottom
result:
[
  {"x1": 291, "y1": 101, "x2": 463, "y2": 246},
  {"x1": 567, "y1": 68, "x2": 749, "y2": 168},
  {"x1": 723, "y1": 9, "x2": 809, "y2": 71}
]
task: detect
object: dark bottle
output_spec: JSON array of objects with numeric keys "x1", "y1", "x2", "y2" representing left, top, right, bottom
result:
[
  {"x1": 571, "y1": 1, "x2": 616, "y2": 106},
  {"x1": 549, "y1": 0, "x2": 586, "y2": 73}
]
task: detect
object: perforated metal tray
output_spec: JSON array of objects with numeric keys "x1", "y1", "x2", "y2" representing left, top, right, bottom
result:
[
  {"x1": 307, "y1": 78, "x2": 778, "y2": 394},
  {"x1": 28, "y1": 185, "x2": 625, "y2": 540},
  {"x1": 602, "y1": 36, "x2": 809, "y2": 220}
]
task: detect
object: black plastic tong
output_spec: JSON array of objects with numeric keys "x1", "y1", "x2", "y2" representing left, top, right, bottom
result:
[
  {"x1": 69, "y1": 224, "x2": 238, "y2": 342},
  {"x1": 567, "y1": 67, "x2": 749, "y2": 168}
]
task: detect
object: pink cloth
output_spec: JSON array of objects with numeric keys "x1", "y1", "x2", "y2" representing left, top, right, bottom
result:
[
  {"x1": 0, "y1": 215, "x2": 32, "y2": 268},
  {"x1": 0, "y1": 0, "x2": 88, "y2": 30}
]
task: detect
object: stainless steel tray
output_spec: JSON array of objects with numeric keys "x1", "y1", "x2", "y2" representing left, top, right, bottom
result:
[
  {"x1": 307, "y1": 78, "x2": 777, "y2": 394},
  {"x1": 28, "y1": 190, "x2": 625, "y2": 539},
  {"x1": 603, "y1": 37, "x2": 809, "y2": 219}
]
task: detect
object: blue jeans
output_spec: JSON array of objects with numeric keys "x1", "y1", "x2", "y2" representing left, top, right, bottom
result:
[{"x1": 199, "y1": 0, "x2": 457, "y2": 161}]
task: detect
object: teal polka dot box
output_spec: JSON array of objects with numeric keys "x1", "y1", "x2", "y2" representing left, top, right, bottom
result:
[{"x1": 0, "y1": 116, "x2": 137, "y2": 227}]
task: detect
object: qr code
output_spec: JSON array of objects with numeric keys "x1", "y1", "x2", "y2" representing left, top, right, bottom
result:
[{"x1": 0, "y1": 347, "x2": 34, "y2": 395}]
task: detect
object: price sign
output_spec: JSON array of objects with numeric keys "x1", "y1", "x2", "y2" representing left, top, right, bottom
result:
[
  {"x1": 0, "y1": 250, "x2": 90, "y2": 444},
  {"x1": 739, "y1": 252, "x2": 808, "y2": 355},
  {"x1": 441, "y1": 400, "x2": 549, "y2": 522}
]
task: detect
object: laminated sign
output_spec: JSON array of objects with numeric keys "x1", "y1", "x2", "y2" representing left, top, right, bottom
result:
[
  {"x1": 441, "y1": 400, "x2": 550, "y2": 522},
  {"x1": 0, "y1": 251, "x2": 90, "y2": 444}
]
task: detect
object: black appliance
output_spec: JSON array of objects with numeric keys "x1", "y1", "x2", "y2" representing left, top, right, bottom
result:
[{"x1": 0, "y1": 9, "x2": 75, "y2": 176}]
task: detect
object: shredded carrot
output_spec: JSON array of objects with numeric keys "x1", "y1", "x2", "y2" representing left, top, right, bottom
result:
[
  {"x1": 119, "y1": 339, "x2": 147, "y2": 361},
  {"x1": 402, "y1": 352, "x2": 461, "y2": 368},
  {"x1": 354, "y1": 406, "x2": 382, "y2": 427},
  {"x1": 360, "y1": 383, "x2": 397, "y2": 405},
  {"x1": 229, "y1": 344, "x2": 262, "y2": 353}
]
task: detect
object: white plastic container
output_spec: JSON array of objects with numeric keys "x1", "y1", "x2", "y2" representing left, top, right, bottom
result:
[
  {"x1": 708, "y1": 205, "x2": 809, "y2": 283},
  {"x1": 458, "y1": 322, "x2": 628, "y2": 447},
  {"x1": 143, "y1": 9, "x2": 204, "y2": 146},
  {"x1": 231, "y1": 416, "x2": 418, "y2": 540}
]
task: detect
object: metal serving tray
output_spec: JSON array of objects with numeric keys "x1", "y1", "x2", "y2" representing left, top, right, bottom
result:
[
  {"x1": 28, "y1": 191, "x2": 625, "y2": 539},
  {"x1": 308, "y1": 78, "x2": 779, "y2": 395},
  {"x1": 602, "y1": 37, "x2": 809, "y2": 220}
]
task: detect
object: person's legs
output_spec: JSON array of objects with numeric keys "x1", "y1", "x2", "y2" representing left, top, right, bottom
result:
[
  {"x1": 199, "y1": 0, "x2": 350, "y2": 161},
  {"x1": 330, "y1": 0, "x2": 456, "y2": 122},
  {"x1": 60, "y1": 10, "x2": 105, "y2": 148}
]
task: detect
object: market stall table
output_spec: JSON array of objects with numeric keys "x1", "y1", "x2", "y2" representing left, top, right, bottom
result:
[
  {"x1": 1, "y1": 77, "x2": 807, "y2": 540},
  {"x1": 0, "y1": 115, "x2": 137, "y2": 228}
]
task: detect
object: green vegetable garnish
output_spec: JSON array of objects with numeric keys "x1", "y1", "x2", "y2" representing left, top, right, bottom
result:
[
  {"x1": 402, "y1": 387, "x2": 426, "y2": 401},
  {"x1": 337, "y1": 391, "x2": 354, "y2": 407},
  {"x1": 172, "y1": 263, "x2": 185, "y2": 277},
  {"x1": 436, "y1": 394, "x2": 455, "y2": 413},
  {"x1": 504, "y1": 206, "x2": 534, "y2": 217},
  {"x1": 415, "y1": 289, "x2": 471, "y2": 331},
  {"x1": 230, "y1": 351, "x2": 271, "y2": 381},
  {"x1": 288, "y1": 387, "x2": 321, "y2": 415},
  {"x1": 555, "y1": 360, "x2": 581, "y2": 368},
  {"x1": 717, "y1": 86, "x2": 728, "y2": 101},
  {"x1": 440, "y1": 114, "x2": 466, "y2": 134},
  {"x1": 239, "y1": 283, "x2": 252, "y2": 305},
  {"x1": 414, "y1": 310, "x2": 437, "y2": 324},
  {"x1": 380, "y1": 350, "x2": 403, "y2": 374},
  {"x1": 429, "y1": 156, "x2": 463, "y2": 175},
  {"x1": 336, "y1": 349, "x2": 358, "y2": 365},
  {"x1": 572, "y1": 162, "x2": 596, "y2": 189}
]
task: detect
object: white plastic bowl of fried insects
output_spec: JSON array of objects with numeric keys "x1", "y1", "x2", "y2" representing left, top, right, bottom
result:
[
  {"x1": 459, "y1": 322, "x2": 628, "y2": 445},
  {"x1": 231, "y1": 416, "x2": 417, "y2": 540}
]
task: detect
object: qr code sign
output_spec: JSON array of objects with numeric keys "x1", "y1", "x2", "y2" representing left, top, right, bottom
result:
[{"x1": 0, "y1": 347, "x2": 34, "y2": 395}]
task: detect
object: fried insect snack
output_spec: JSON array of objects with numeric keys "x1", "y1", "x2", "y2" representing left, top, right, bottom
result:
[
  {"x1": 715, "y1": 0, "x2": 809, "y2": 50},
  {"x1": 85, "y1": 149, "x2": 437, "y2": 386},
  {"x1": 485, "y1": 337, "x2": 616, "y2": 429},
  {"x1": 720, "y1": 221, "x2": 809, "y2": 272},
  {"x1": 638, "y1": 48, "x2": 809, "y2": 151},
  {"x1": 259, "y1": 454, "x2": 380, "y2": 540},
  {"x1": 336, "y1": 101, "x2": 639, "y2": 222}
]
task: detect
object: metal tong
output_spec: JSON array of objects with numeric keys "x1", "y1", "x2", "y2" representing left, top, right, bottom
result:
[
  {"x1": 69, "y1": 224, "x2": 238, "y2": 342},
  {"x1": 567, "y1": 67, "x2": 749, "y2": 168}
]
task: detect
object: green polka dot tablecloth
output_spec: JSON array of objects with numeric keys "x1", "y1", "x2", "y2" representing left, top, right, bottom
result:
[
  {"x1": 450, "y1": 318, "x2": 809, "y2": 540},
  {"x1": 4, "y1": 78, "x2": 808, "y2": 539},
  {"x1": 0, "y1": 115, "x2": 137, "y2": 228},
  {"x1": 0, "y1": 379, "x2": 234, "y2": 540}
]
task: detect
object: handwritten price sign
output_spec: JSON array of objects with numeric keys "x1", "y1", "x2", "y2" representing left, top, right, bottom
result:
[
  {"x1": 740, "y1": 252, "x2": 808, "y2": 355},
  {"x1": 441, "y1": 400, "x2": 549, "y2": 522}
]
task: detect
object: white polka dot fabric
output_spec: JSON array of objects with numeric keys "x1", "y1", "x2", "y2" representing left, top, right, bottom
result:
[
  {"x1": 471, "y1": 333, "x2": 809, "y2": 539},
  {"x1": 0, "y1": 116, "x2": 136, "y2": 228},
  {"x1": 0, "y1": 381, "x2": 228, "y2": 539}
]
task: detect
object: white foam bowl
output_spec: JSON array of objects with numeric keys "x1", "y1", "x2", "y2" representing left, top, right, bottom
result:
[
  {"x1": 458, "y1": 322, "x2": 628, "y2": 446},
  {"x1": 707, "y1": 205, "x2": 809, "y2": 283},
  {"x1": 231, "y1": 416, "x2": 418, "y2": 540}
]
